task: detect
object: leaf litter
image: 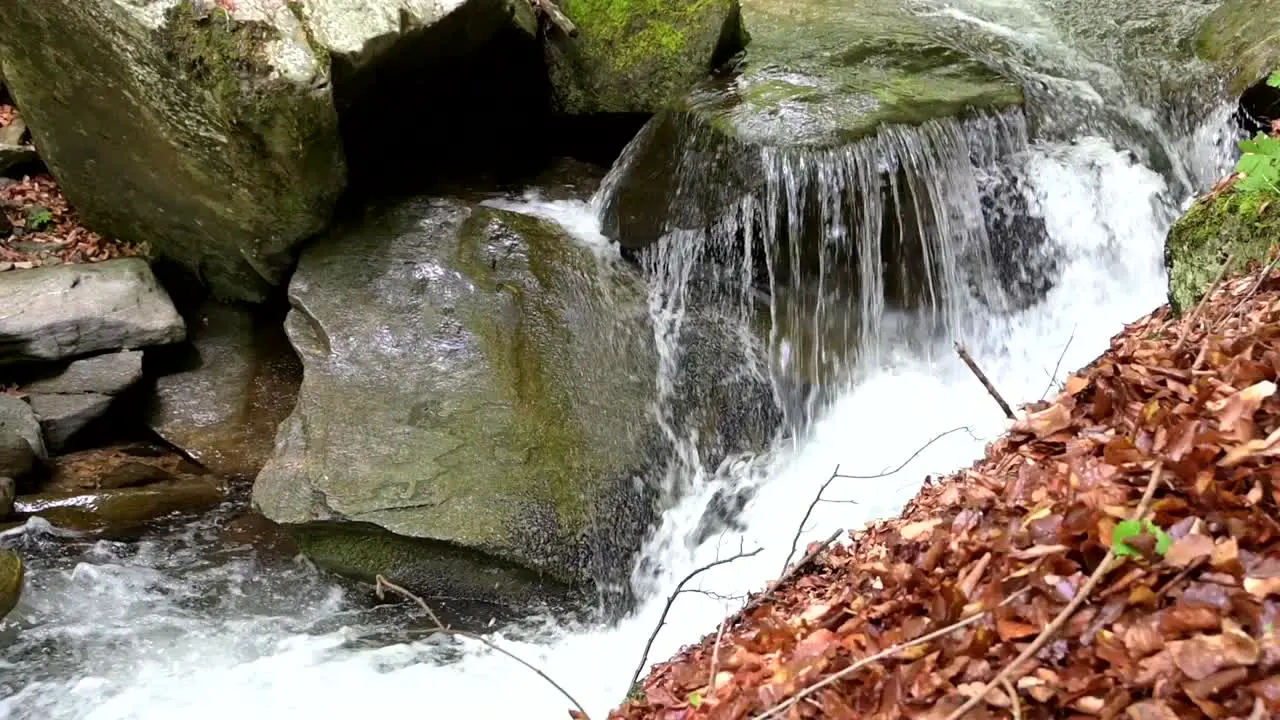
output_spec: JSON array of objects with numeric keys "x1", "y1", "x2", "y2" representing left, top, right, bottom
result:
[
  {"x1": 609, "y1": 252, "x2": 1280, "y2": 720},
  {"x1": 0, "y1": 102, "x2": 137, "y2": 270}
]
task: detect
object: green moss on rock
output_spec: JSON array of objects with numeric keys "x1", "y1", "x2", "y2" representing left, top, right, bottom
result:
[
  {"x1": 1166, "y1": 189, "x2": 1280, "y2": 315},
  {"x1": 546, "y1": 0, "x2": 747, "y2": 113}
]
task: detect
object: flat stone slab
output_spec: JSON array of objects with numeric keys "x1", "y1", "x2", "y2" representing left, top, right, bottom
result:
[{"x1": 0, "y1": 258, "x2": 185, "y2": 366}]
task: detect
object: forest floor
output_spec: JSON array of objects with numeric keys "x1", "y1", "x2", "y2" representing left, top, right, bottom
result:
[
  {"x1": 0, "y1": 103, "x2": 136, "y2": 270},
  {"x1": 609, "y1": 248, "x2": 1280, "y2": 719}
]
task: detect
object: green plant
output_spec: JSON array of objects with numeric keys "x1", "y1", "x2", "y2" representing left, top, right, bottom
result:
[
  {"x1": 25, "y1": 205, "x2": 53, "y2": 231},
  {"x1": 1235, "y1": 133, "x2": 1280, "y2": 195},
  {"x1": 1110, "y1": 518, "x2": 1171, "y2": 559}
]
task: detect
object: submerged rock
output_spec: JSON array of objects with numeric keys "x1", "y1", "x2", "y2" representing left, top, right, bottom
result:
[
  {"x1": 254, "y1": 198, "x2": 660, "y2": 603},
  {"x1": 0, "y1": 1, "x2": 345, "y2": 302},
  {"x1": 147, "y1": 301, "x2": 302, "y2": 479},
  {"x1": 0, "y1": 260, "x2": 185, "y2": 365},
  {"x1": 14, "y1": 444, "x2": 227, "y2": 534},
  {"x1": 1197, "y1": 0, "x2": 1280, "y2": 94},
  {"x1": 545, "y1": 0, "x2": 748, "y2": 113},
  {"x1": 1166, "y1": 189, "x2": 1279, "y2": 315},
  {"x1": 0, "y1": 549, "x2": 20, "y2": 622}
]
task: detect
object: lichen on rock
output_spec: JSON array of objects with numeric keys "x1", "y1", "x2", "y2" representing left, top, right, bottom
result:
[{"x1": 1196, "y1": 0, "x2": 1280, "y2": 95}]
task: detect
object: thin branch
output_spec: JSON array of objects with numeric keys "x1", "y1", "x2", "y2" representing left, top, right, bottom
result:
[
  {"x1": 1173, "y1": 253, "x2": 1234, "y2": 356},
  {"x1": 708, "y1": 614, "x2": 729, "y2": 691},
  {"x1": 1225, "y1": 252, "x2": 1280, "y2": 321},
  {"x1": 1040, "y1": 327, "x2": 1076, "y2": 401},
  {"x1": 779, "y1": 426, "x2": 973, "y2": 576},
  {"x1": 751, "y1": 588, "x2": 1031, "y2": 720},
  {"x1": 955, "y1": 342, "x2": 1015, "y2": 419},
  {"x1": 628, "y1": 545, "x2": 763, "y2": 691},
  {"x1": 374, "y1": 575, "x2": 591, "y2": 720},
  {"x1": 1000, "y1": 675, "x2": 1021, "y2": 720},
  {"x1": 940, "y1": 463, "x2": 1164, "y2": 720},
  {"x1": 527, "y1": 0, "x2": 578, "y2": 36}
]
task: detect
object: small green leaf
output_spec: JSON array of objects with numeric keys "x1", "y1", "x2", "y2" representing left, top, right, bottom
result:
[
  {"x1": 1111, "y1": 519, "x2": 1171, "y2": 558},
  {"x1": 688, "y1": 691, "x2": 703, "y2": 708},
  {"x1": 1268, "y1": 70, "x2": 1280, "y2": 89}
]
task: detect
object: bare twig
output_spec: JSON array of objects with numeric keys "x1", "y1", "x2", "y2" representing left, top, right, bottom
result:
[
  {"x1": 751, "y1": 588, "x2": 1031, "y2": 720},
  {"x1": 1225, "y1": 252, "x2": 1280, "y2": 321},
  {"x1": 1000, "y1": 675, "x2": 1021, "y2": 720},
  {"x1": 629, "y1": 544, "x2": 763, "y2": 691},
  {"x1": 940, "y1": 463, "x2": 1164, "y2": 720},
  {"x1": 374, "y1": 575, "x2": 591, "y2": 719},
  {"x1": 708, "y1": 614, "x2": 729, "y2": 691},
  {"x1": 955, "y1": 342, "x2": 1015, "y2": 419},
  {"x1": 1040, "y1": 327, "x2": 1076, "y2": 401},
  {"x1": 1173, "y1": 253, "x2": 1234, "y2": 356},
  {"x1": 778, "y1": 426, "x2": 973, "y2": 576}
]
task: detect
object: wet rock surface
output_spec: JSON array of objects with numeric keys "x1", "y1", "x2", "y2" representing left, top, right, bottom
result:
[
  {"x1": 0, "y1": 395, "x2": 45, "y2": 461},
  {"x1": 146, "y1": 301, "x2": 302, "y2": 480}
]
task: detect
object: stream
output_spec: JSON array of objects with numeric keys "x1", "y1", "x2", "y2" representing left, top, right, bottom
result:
[{"x1": 0, "y1": 0, "x2": 1247, "y2": 718}]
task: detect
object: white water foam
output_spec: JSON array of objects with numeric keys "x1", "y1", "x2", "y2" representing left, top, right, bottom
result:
[{"x1": 0, "y1": 126, "x2": 1202, "y2": 719}]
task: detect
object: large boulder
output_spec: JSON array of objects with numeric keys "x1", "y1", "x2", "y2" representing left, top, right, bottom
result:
[
  {"x1": 544, "y1": 0, "x2": 748, "y2": 113},
  {"x1": 0, "y1": 1, "x2": 345, "y2": 302},
  {"x1": 253, "y1": 198, "x2": 658, "y2": 604},
  {"x1": 0, "y1": 259, "x2": 186, "y2": 365},
  {"x1": 146, "y1": 301, "x2": 303, "y2": 480},
  {"x1": 1166, "y1": 189, "x2": 1278, "y2": 315},
  {"x1": 1197, "y1": 0, "x2": 1280, "y2": 95},
  {"x1": 253, "y1": 197, "x2": 779, "y2": 605}
]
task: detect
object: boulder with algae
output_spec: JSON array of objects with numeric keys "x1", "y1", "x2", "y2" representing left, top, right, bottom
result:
[
  {"x1": 0, "y1": 0, "x2": 345, "y2": 302},
  {"x1": 1197, "y1": 0, "x2": 1280, "y2": 94},
  {"x1": 601, "y1": 0, "x2": 1023, "y2": 250}
]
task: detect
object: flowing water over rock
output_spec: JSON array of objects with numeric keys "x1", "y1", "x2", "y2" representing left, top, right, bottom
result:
[{"x1": 0, "y1": 0, "x2": 1247, "y2": 718}]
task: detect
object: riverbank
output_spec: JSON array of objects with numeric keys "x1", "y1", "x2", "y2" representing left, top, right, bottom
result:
[{"x1": 611, "y1": 256, "x2": 1280, "y2": 718}]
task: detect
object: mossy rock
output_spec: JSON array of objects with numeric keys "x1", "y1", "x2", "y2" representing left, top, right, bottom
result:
[
  {"x1": 1166, "y1": 189, "x2": 1280, "y2": 315},
  {"x1": 13, "y1": 479, "x2": 227, "y2": 534},
  {"x1": 690, "y1": 0, "x2": 1022, "y2": 147},
  {"x1": 545, "y1": 0, "x2": 748, "y2": 113},
  {"x1": 0, "y1": 549, "x2": 21, "y2": 622},
  {"x1": 1196, "y1": 0, "x2": 1280, "y2": 95},
  {"x1": 0, "y1": 0, "x2": 345, "y2": 302}
]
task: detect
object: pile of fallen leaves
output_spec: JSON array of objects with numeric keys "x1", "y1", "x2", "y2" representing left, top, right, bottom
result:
[
  {"x1": 0, "y1": 103, "x2": 137, "y2": 270},
  {"x1": 611, "y1": 255, "x2": 1280, "y2": 720}
]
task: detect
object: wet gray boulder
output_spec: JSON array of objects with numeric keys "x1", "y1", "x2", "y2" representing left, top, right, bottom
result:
[
  {"x1": 0, "y1": 429, "x2": 34, "y2": 483},
  {"x1": 1197, "y1": 0, "x2": 1280, "y2": 94},
  {"x1": 0, "y1": 396, "x2": 44, "y2": 461},
  {"x1": 253, "y1": 198, "x2": 661, "y2": 604},
  {"x1": 0, "y1": 260, "x2": 185, "y2": 365},
  {"x1": 22, "y1": 350, "x2": 144, "y2": 451},
  {"x1": 0, "y1": 0, "x2": 345, "y2": 302},
  {"x1": 147, "y1": 301, "x2": 302, "y2": 479}
]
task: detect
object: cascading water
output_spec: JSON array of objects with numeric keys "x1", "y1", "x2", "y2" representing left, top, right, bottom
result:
[{"x1": 0, "y1": 1, "x2": 1246, "y2": 718}]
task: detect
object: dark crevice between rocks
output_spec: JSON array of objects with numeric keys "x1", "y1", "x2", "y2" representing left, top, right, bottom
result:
[
  {"x1": 330, "y1": 0, "x2": 650, "y2": 208},
  {"x1": 1235, "y1": 74, "x2": 1280, "y2": 137}
]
